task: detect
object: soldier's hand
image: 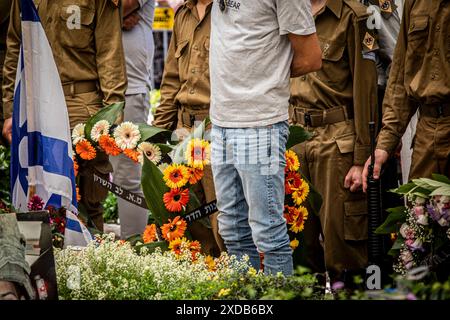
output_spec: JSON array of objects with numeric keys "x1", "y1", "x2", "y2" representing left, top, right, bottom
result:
[
  {"x1": 123, "y1": 11, "x2": 141, "y2": 31},
  {"x1": 362, "y1": 149, "x2": 389, "y2": 192},
  {"x1": 344, "y1": 165, "x2": 364, "y2": 192},
  {"x1": 2, "y1": 118, "x2": 12, "y2": 144}
]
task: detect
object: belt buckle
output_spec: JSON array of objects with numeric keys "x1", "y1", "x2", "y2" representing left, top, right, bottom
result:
[
  {"x1": 437, "y1": 105, "x2": 444, "y2": 117},
  {"x1": 304, "y1": 113, "x2": 312, "y2": 127}
]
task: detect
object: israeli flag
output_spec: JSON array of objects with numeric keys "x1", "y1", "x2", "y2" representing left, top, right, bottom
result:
[
  {"x1": 11, "y1": 0, "x2": 77, "y2": 214},
  {"x1": 64, "y1": 211, "x2": 95, "y2": 248}
]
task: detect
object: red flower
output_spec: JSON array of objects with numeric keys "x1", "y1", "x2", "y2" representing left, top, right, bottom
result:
[{"x1": 163, "y1": 188, "x2": 190, "y2": 213}]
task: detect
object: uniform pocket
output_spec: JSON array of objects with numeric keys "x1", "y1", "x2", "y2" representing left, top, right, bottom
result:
[
  {"x1": 335, "y1": 133, "x2": 355, "y2": 154},
  {"x1": 59, "y1": 5, "x2": 95, "y2": 49},
  {"x1": 175, "y1": 40, "x2": 189, "y2": 58},
  {"x1": 408, "y1": 16, "x2": 429, "y2": 42},
  {"x1": 317, "y1": 39, "x2": 347, "y2": 85},
  {"x1": 344, "y1": 199, "x2": 368, "y2": 241}
]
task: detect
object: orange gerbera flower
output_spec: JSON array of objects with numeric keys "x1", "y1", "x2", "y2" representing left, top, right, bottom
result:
[
  {"x1": 163, "y1": 188, "x2": 190, "y2": 212},
  {"x1": 76, "y1": 187, "x2": 81, "y2": 202},
  {"x1": 99, "y1": 135, "x2": 122, "y2": 156},
  {"x1": 292, "y1": 179, "x2": 310, "y2": 206},
  {"x1": 289, "y1": 206, "x2": 309, "y2": 234},
  {"x1": 163, "y1": 164, "x2": 189, "y2": 189},
  {"x1": 169, "y1": 237, "x2": 184, "y2": 255},
  {"x1": 285, "y1": 171, "x2": 302, "y2": 195},
  {"x1": 161, "y1": 216, "x2": 187, "y2": 241},
  {"x1": 75, "y1": 140, "x2": 96, "y2": 160},
  {"x1": 143, "y1": 224, "x2": 157, "y2": 244},
  {"x1": 284, "y1": 206, "x2": 296, "y2": 224},
  {"x1": 285, "y1": 150, "x2": 300, "y2": 172},
  {"x1": 123, "y1": 148, "x2": 140, "y2": 163},
  {"x1": 189, "y1": 240, "x2": 201, "y2": 260},
  {"x1": 187, "y1": 167, "x2": 204, "y2": 185},
  {"x1": 73, "y1": 158, "x2": 79, "y2": 177}
]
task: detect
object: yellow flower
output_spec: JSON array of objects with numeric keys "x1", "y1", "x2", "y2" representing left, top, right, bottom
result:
[
  {"x1": 185, "y1": 139, "x2": 211, "y2": 170},
  {"x1": 292, "y1": 179, "x2": 310, "y2": 206},
  {"x1": 285, "y1": 150, "x2": 300, "y2": 172},
  {"x1": 247, "y1": 267, "x2": 257, "y2": 276},
  {"x1": 163, "y1": 164, "x2": 189, "y2": 189},
  {"x1": 218, "y1": 288, "x2": 231, "y2": 298},
  {"x1": 205, "y1": 255, "x2": 216, "y2": 271},
  {"x1": 290, "y1": 238, "x2": 300, "y2": 250},
  {"x1": 169, "y1": 237, "x2": 185, "y2": 255},
  {"x1": 289, "y1": 206, "x2": 309, "y2": 234}
]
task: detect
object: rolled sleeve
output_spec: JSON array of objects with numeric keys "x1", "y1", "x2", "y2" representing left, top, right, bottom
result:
[{"x1": 276, "y1": 0, "x2": 316, "y2": 36}]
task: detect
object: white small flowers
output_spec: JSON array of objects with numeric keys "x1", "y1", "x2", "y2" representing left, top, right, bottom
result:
[
  {"x1": 90, "y1": 120, "x2": 111, "y2": 142},
  {"x1": 137, "y1": 142, "x2": 162, "y2": 165},
  {"x1": 72, "y1": 123, "x2": 86, "y2": 145},
  {"x1": 113, "y1": 122, "x2": 141, "y2": 150}
]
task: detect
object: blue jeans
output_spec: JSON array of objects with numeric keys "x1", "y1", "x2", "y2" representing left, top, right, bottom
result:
[{"x1": 211, "y1": 120, "x2": 293, "y2": 276}]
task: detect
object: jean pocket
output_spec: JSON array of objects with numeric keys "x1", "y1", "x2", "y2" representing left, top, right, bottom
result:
[{"x1": 344, "y1": 199, "x2": 368, "y2": 241}]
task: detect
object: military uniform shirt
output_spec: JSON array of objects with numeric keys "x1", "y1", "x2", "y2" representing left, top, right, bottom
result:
[
  {"x1": 290, "y1": 0, "x2": 378, "y2": 165},
  {"x1": 377, "y1": 0, "x2": 450, "y2": 154},
  {"x1": 2, "y1": 0, "x2": 127, "y2": 119},
  {"x1": 153, "y1": 0, "x2": 212, "y2": 130}
]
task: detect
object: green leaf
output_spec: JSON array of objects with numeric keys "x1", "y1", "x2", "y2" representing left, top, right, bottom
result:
[
  {"x1": 84, "y1": 102, "x2": 124, "y2": 141},
  {"x1": 156, "y1": 143, "x2": 174, "y2": 156},
  {"x1": 388, "y1": 238, "x2": 404, "y2": 256},
  {"x1": 430, "y1": 185, "x2": 450, "y2": 196},
  {"x1": 286, "y1": 126, "x2": 312, "y2": 150},
  {"x1": 431, "y1": 174, "x2": 450, "y2": 184},
  {"x1": 414, "y1": 178, "x2": 449, "y2": 189},
  {"x1": 391, "y1": 182, "x2": 417, "y2": 195},
  {"x1": 137, "y1": 123, "x2": 172, "y2": 144},
  {"x1": 141, "y1": 156, "x2": 171, "y2": 226},
  {"x1": 135, "y1": 241, "x2": 169, "y2": 254},
  {"x1": 375, "y1": 206, "x2": 407, "y2": 234},
  {"x1": 125, "y1": 234, "x2": 144, "y2": 246},
  {"x1": 172, "y1": 118, "x2": 210, "y2": 164},
  {"x1": 412, "y1": 178, "x2": 440, "y2": 192}
]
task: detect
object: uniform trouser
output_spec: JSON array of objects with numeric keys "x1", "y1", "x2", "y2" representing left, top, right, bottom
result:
[
  {"x1": 110, "y1": 93, "x2": 150, "y2": 239},
  {"x1": 66, "y1": 91, "x2": 112, "y2": 232},
  {"x1": 291, "y1": 120, "x2": 368, "y2": 281},
  {"x1": 409, "y1": 114, "x2": 450, "y2": 180}
]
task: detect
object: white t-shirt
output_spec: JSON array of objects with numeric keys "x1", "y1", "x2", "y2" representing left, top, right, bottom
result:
[
  {"x1": 122, "y1": 0, "x2": 155, "y2": 95},
  {"x1": 209, "y1": 0, "x2": 316, "y2": 128}
]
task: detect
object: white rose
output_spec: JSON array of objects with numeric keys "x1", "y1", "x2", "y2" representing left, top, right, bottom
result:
[
  {"x1": 416, "y1": 214, "x2": 429, "y2": 226},
  {"x1": 400, "y1": 223, "x2": 410, "y2": 239},
  {"x1": 438, "y1": 217, "x2": 449, "y2": 227},
  {"x1": 415, "y1": 197, "x2": 426, "y2": 205}
]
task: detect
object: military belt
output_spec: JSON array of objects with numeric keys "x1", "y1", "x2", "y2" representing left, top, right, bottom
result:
[
  {"x1": 62, "y1": 80, "x2": 99, "y2": 97},
  {"x1": 420, "y1": 103, "x2": 450, "y2": 118},
  {"x1": 180, "y1": 105, "x2": 210, "y2": 128},
  {"x1": 290, "y1": 105, "x2": 353, "y2": 127}
]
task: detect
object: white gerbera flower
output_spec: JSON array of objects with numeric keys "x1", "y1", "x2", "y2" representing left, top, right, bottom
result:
[
  {"x1": 90, "y1": 120, "x2": 111, "y2": 142},
  {"x1": 72, "y1": 123, "x2": 86, "y2": 145},
  {"x1": 113, "y1": 122, "x2": 141, "y2": 150},
  {"x1": 137, "y1": 142, "x2": 162, "y2": 165}
]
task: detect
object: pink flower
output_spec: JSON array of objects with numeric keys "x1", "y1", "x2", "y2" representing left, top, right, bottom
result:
[
  {"x1": 27, "y1": 195, "x2": 44, "y2": 211},
  {"x1": 416, "y1": 214, "x2": 429, "y2": 226},
  {"x1": 400, "y1": 223, "x2": 415, "y2": 239},
  {"x1": 400, "y1": 249, "x2": 414, "y2": 269},
  {"x1": 414, "y1": 206, "x2": 424, "y2": 217}
]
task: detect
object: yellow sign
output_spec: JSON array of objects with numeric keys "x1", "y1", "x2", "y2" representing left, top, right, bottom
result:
[{"x1": 153, "y1": 7, "x2": 175, "y2": 31}]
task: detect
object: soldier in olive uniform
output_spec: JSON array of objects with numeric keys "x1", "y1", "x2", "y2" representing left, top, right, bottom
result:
[
  {"x1": 2, "y1": 0, "x2": 127, "y2": 231},
  {"x1": 153, "y1": 0, "x2": 225, "y2": 254},
  {"x1": 0, "y1": 214, "x2": 35, "y2": 300},
  {"x1": 363, "y1": 0, "x2": 450, "y2": 186},
  {"x1": 0, "y1": 0, "x2": 13, "y2": 146},
  {"x1": 289, "y1": 0, "x2": 378, "y2": 284}
]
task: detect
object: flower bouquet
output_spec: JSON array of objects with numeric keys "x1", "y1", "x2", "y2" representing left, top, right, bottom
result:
[{"x1": 376, "y1": 174, "x2": 450, "y2": 276}]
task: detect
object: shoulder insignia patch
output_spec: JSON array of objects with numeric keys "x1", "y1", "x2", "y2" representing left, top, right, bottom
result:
[
  {"x1": 379, "y1": 0, "x2": 397, "y2": 18},
  {"x1": 363, "y1": 31, "x2": 376, "y2": 51}
]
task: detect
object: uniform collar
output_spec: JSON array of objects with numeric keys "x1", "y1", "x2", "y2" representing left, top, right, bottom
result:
[{"x1": 326, "y1": 0, "x2": 343, "y2": 18}]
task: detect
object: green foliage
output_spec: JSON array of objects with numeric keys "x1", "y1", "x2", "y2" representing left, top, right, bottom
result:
[
  {"x1": 375, "y1": 206, "x2": 407, "y2": 234},
  {"x1": 286, "y1": 126, "x2": 312, "y2": 150},
  {"x1": 102, "y1": 192, "x2": 118, "y2": 223},
  {"x1": 0, "y1": 145, "x2": 11, "y2": 206}
]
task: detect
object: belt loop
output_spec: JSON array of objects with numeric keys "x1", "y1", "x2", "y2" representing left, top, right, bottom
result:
[
  {"x1": 342, "y1": 105, "x2": 349, "y2": 121},
  {"x1": 70, "y1": 82, "x2": 75, "y2": 97}
]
